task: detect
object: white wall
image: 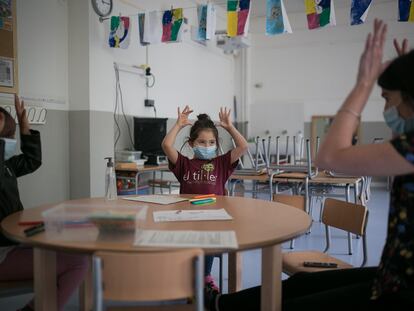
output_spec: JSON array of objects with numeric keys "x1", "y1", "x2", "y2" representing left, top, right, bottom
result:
[
  {"x1": 88, "y1": 0, "x2": 235, "y2": 118},
  {"x1": 17, "y1": 0, "x2": 68, "y2": 111},
  {"x1": 248, "y1": 1, "x2": 414, "y2": 128}
]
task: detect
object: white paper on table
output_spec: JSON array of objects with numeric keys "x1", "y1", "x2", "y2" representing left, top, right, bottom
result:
[
  {"x1": 143, "y1": 10, "x2": 162, "y2": 44},
  {"x1": 153, "y1": 208, "x2": 233, "y2": 222},
  {"x1": 134, "y1": 229, "x2": 238, "y2": 249},
  {"x1": 123, "y1": 195, "x2": 188, "y2": 205}
]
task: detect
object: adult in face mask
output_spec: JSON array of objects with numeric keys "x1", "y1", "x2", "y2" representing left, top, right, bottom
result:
[
  {"x1": 380, "y1": 39, "x2": 414, "y2": 135},
  {"x1": 0, "y1": 95, "x2": 88, "y2": 311},
  {"x1": 205, "y1": 20, "x2": 414, "y2": 311}
]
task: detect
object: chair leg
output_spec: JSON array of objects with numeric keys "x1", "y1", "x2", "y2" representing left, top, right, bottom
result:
[{"x1": 218, "y1": 254, "x2": 223, "y2": 292}]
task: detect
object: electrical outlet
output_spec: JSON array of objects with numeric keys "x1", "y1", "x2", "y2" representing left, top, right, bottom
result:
[{"x1": 144, "y1": 99, "x2": 154, "y2": 107}]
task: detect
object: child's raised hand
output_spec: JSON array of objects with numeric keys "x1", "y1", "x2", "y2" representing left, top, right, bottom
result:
[
  {"x1": 14, "y1": 95, "x2": 30, "y2": 135},
  {"x1": 218, "y1": 107, "x2": 233, "y2": 130},
  {"x1": 176, "y1": 105, "x2": 193, "y2": 128}
]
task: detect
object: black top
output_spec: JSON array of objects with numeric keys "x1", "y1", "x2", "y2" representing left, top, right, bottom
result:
[
  {"x1": 372, "y1": 131, "x2": 414, "y2": 298},
  {"x1": 0, "y1": 130, "x2": 42, "y2": 246}
]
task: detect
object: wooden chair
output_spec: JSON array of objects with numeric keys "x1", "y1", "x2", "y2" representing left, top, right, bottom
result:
[
  {"x1": 0, "y1": 280, "x2": 33, "y2": 298},
  {"x1": 282, "y1": 198, "x2": 368, "y2": 275},
  {"x1": 92, "y1": 249, "x2": 204, "y2": 311},
  {"x1": 273, "y1": 194, "x2": 306, "y2": 249}
]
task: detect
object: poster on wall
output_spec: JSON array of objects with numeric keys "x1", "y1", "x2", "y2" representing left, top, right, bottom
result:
[
  {"x1": 0, "y1": 0, "x2": 12, "y2": 31},
  {"x1": 0, "y1": 57, "x2": 13, "y2": 87}
]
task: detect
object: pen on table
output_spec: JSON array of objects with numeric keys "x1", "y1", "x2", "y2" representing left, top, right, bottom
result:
[
  {"x1": 18, "y1": 221, "x2": 44, "y2": 226},
  {"x1": 189, "y1": 198, "x2": 217, "y2": 204},
  {"x1": 192, "y1": 194, "x2": 215, "y2": 199},
  {"x1": 24, "y1": 223, "x2": 45, "y2": 237}
]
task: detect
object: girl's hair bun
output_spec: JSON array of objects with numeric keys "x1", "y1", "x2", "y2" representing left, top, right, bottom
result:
[{"x1": 197, "y1": 113, "x2": 211, "y2": 121}]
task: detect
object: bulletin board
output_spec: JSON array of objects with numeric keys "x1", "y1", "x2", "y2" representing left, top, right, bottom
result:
[{"x1": 0, "y1": 0, "x2": 17, "y2": 94}]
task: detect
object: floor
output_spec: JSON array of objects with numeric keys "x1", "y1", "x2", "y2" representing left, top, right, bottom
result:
[{"x1": 0, "y1": 186, "x2": 389, "y2": 310}]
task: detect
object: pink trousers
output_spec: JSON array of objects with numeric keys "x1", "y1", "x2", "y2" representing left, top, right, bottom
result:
[{"x1": 0, "y1": 247, "x2": 89, "y2": 311}]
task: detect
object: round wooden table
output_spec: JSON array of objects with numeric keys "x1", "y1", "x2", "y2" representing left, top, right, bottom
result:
[{"x1": 1, "y1": 195, "x2": 311, "y2": 311}]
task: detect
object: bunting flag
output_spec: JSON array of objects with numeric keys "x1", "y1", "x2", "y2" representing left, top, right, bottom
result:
[
  {"x1": 305, "y1": 0, "x2": 336, "y2": 30},
  {"x1": 198, "y1": 5, "x2": 207, "y2": 41},
  {"x1": 351, "y1": 0, "x2": 372, "y2": 25},
  {"x1": 109, "y1": 16, "x2": 130, "y2": 48},
  {"x1": 206, "y1": 4, "x2": 217, "y2": 40},
  {"x1": 197, "y1": 4, "x2": 216, "y2": 41},
  {"x1": 162, "y1": 8, "x2": 184, "y2": 42},
  {"x1": 143, "y1": 11, "x2": 162, "y2": 44},
  {"x1": 399, "y1": 0, "x2": 414, "y2": 22},
  {"x1": 138, "y1": 13, "x2": 149, "y2": 46},
  {"x1": 227, "y1": 0, "x2": 251, "y2": 37},
  {"x1": 266, "y1": 0, "x2": 292, "y2": 35}
]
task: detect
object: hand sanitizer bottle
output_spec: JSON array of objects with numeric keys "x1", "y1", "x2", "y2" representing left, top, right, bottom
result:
[{"x1": 104, "y1": 157, "x2": 117, "y2": 201}]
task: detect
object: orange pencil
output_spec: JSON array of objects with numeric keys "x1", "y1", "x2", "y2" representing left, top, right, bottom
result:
[{"x1": 193, "y1": 194, "x2": 215, "y2": 199}]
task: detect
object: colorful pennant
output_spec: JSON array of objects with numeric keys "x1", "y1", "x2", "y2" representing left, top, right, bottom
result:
[
  {"x1": 143, "y1": 11, "x2": 162, "y2": 44},
  {"x1": 198, "y1": 5, "x2": 207, "y2": 40},
  {"x1": 162, "y1": 8, "x2": 184, "y2": 42},
  {"x1": 351, "y1": 0, "x2": 372, "y2": 25},
  {"x1": 399, "y1": 0, "x2": 414, "y2": 22},
  {"x1": 305, "y1": 0, "x2": 336, "y2": 30},
  {"x1": 227, "y1": 0, "x2": 251, "y2": 37},
  {"x1": 138, "y1": 13, "x2": 149, "y2": 46},
  {"x1": 109, "y1": 16, "x2": 130, "y2": 48},
  {"x1": 266, "y1": 0, "x2": 292, "y2": 35},
  {"x1": 197, "y1": 4, "x2": 216, "y2": 41}
]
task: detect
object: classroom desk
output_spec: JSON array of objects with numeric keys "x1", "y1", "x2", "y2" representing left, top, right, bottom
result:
[
  {"x1": 1, "y1": 195, "x2": 311, "y2": 311},
  {"x1": 115, "y1": 164, "x2": 169, "y2": 194}
]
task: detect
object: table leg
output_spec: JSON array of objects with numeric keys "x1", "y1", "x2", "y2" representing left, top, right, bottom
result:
[
  {"x1": 261, "y1": 244, "x2": 282, "y2": 311},
  {"x1": 34, "y1": 248, "x2": 57, "y2": 311},
  {"x1": 228, "y1": 252, "x2": 242, "y2": 293},
  {"x1": 79, "y1": 256, "x2": 93, "y2": 311},
  {"x1": 346, "y1": 184, "x2": 353, "y2": 255}
]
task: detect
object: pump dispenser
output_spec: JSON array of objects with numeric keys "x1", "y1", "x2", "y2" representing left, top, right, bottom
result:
[{"x1": 104, "y1": 157, "x2": 117, "y2": 201}]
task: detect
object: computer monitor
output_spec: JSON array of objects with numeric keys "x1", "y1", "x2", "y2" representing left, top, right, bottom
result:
[{"x1": 133, "y1": 117, "x2": 168, "y2": 158}]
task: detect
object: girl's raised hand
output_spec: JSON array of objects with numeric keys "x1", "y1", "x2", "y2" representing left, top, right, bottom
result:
[
  {"x1": 176, "y1": 105, "x2": 193, "y2": 128},
  {"x1": 356, "y1": 19, "x2": 387, "y2": 88},
  {"x1": 14, "y1": 95, "x2": 30, "y2": 135},
  {"x1": 218, "y1": 107, "x2": 232, "y2": 130}
]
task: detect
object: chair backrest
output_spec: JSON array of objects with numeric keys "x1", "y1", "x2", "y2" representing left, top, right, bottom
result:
[
  {"x1": 273, "y1": 194, "x2": 306, "y2": 211},
  {"x1": 322, "y1": 198, "x2": 368, "y2": 236},
  {"x1": 93, "y1": 248, "x2": 204, "y2": 310}
]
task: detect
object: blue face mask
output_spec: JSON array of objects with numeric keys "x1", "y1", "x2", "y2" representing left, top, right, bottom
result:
[
  {"x1": 383, "y1": 106, "x2": 405, "y2": 134},
  {"x1": 1, "y1": 138, "x2": 17, "y2": 160},
  {"x1": 193, "y1": 145, "x2": 217, "y2": 160}
]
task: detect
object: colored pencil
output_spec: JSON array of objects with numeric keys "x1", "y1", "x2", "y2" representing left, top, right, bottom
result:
[{"x1": 192, "y1": 194, "x2": 216, "y2": 199}]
